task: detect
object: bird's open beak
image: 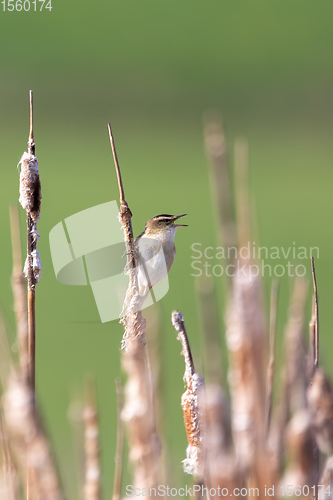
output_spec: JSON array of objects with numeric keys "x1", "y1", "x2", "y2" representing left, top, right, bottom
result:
[{"x1": 173, "y1": 214, "x2": 188, "y2": 227}]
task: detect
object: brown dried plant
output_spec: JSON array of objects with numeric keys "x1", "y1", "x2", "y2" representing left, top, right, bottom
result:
[
  {"x1": 108, "y1": 124, "x2": 161, "y2": 494},
  {"x1": 171, "y1": 311, "x2": 205, "y2": 479},
  {"x1": 18, "y1": 90, "x2": 41, "y2": 395}
]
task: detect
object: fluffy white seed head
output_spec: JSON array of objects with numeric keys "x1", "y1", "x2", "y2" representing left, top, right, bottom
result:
[{"x1": 19, "y1": 151, "x2": 41, "y2": 222}]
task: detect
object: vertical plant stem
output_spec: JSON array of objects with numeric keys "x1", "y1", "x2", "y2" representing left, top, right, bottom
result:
[
  {"x1": 107, "y1": 124, "x2": 136, "y2": 276},
  {"x1": 9, "y1": 205, "x2": 29, "y2": 383},
  {"x1": 309, "y1": 296, "x2": 316, "y2": 378},
  {"x1": 265, "y1": 279, "x2": 279, "y2": 436},
  {"x1": 172, "y1": 311, "x2": 205, "y2": 482},
  {"x1": 311, "y1": 256, "x2": 319, "y2": 369},
  {"x1": 26, "y1": 90, "x2": 36, "y2": 500},
  {"x1": 27, "y1": 288, "x2": 36, "y2": 393},
  {"x1": 310, "y1": 257, "x2": 320, "y2": 500},
  {"x1": 107, "y1": 123, "x2": 160, "y2": 492},
  {"x1": 27, "y1": 91, "x2": 36, "y2": 395},
  {"x1": 18, "y1": 90, "x2": 42, "y2": 500}
]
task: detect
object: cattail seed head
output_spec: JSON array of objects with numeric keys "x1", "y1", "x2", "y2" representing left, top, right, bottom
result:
[
  {"x1": 19, "y1": 151, "x2": 41, "y2": 222},
  {"x1": 172, "y1": 310, "x2": 205, "y2": 477}
]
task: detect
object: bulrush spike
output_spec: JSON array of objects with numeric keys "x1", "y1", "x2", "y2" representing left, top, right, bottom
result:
[
  {"x1": 172, "y1": 311, "x2": 205, "y2": 478},
  {"x1": 18, "y1": 90, "x2": 41, "y2": 395},
  {"x1": 108, "y1": 124, "x2": 161, "y2": 492}
]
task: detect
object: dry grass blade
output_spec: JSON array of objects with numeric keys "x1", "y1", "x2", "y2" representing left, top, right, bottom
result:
[
  {"x1": 108, "y1": 123, "x2": 125, "y2": 204},
  {"x1": 311, "y1": 257, "x2": 319, "y2": 369},
  {"x1": 310, "y1": 257, "x2": 320, "y2": 499},
  {"x1": 309, "y1": 296, "x2": 316, "y2": 379},
  {"x1": 285, "y1": 278, "x2": 308, "y2": 414}
]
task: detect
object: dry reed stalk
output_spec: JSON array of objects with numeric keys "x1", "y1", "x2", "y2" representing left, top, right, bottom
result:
[
  {"x1": 171, "y1": 311, "x2": 205, "y2": 479},
  {"x1": 277, "y1": 275, "x2": 320, "y2": 497},
  {"x1": 308, "y1": 296, "x2": 316, "y2": 379},
  {"x1": 284, "y1": 278, "x2": 308, "y2": 415},
  {"x1": 83, "y1": 381, "x2": 101, "y2": 500},
  {"x1": 226, "y1": 143, "x2": 266, "y2": 468},
  {"x1": 226, "y1": 262, "x2": 277, "y2": 496},
  {"x1": 112, "y1": 380, "x2": 124, "y2": 500},
  {"x1": 18, "y1": 91, "x2": 41, "y2": 395},
  {"x1": 265, "y1": 279, "x2": 279, "y2": 436},
  {"x1": 203, "y1": 113, "x2": 236, "y2": 272},
  {"x1": 108, "y1": 124, "x2": 160, "y2": 493},
  {"x1": 9, "y1": 205, "x2": 29, "y2": 384},
  {"x1": 3, "y1": 372, "x2": 63, "y2": 500},
  {"x1": 310, "y1": 257, "x2": 320, "y2": 499},
  {"x1": 311, "y1": 257, "x2": 319, "y2": 370},
  {"x1": 201, "y1": 385, "x2": 241, "y2": 499},
  {"x1": 226, "y1": 138, "x2": 277, "y2": 496},
  {"x1": 271, "y1": 278, "x2": 309, "y2": 476}
]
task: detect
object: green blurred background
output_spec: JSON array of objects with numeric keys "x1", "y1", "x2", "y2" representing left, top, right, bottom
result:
[{"x1": 1, "y1": 1, "x2": 333, "y2": 497}]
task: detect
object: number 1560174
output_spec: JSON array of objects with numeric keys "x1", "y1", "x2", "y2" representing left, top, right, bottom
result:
[{"x1": 1, "y1": 0, "x2": 52, "y2": 11}]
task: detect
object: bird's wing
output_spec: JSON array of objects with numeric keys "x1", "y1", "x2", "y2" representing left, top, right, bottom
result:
[{"x1": 137, "y1": 236, "x2": 162, "y2": 263}]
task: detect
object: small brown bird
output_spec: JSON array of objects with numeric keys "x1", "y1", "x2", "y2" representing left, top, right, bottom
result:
[{"x1": 135, "y1": 214, "x2": 187, "y2": 298}]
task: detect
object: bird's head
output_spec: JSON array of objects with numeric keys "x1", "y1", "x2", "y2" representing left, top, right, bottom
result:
[{"x1": 145, "y1": 214, "x2": 187, "y2": 235}]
